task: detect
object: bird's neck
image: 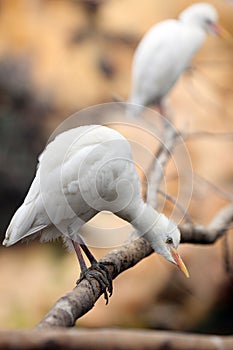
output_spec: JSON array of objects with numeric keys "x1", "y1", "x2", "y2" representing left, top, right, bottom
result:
[
  {"x1": 182, "y1": 21, "x2": 206, "y2": 37},
  {"x1": 118, "y1": 201, "x2": 160, "y2": 238},
  {"x1": 117, "y1": 202, "x2": 171, "y2": 260}
]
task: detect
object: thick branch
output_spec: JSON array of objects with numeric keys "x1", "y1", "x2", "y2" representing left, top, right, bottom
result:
[
  {"x1": 0, "y1": 329, "x2": 232, "y2": 350},
  {"x1": 36, "y1": 237, "x2": 153, "y2": 329},
  {"x1": 36, "y1": 205, "x2": 233, "y2": 329}
]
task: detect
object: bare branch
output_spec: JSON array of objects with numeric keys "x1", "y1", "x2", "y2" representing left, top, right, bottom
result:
[
  {"x1": 35, "y1": 204, "x2": 233, "y2": 329},
  {"x1": 222, "y1": 232, "x2": 233, "y2": 276},
  {"x1": 157, "y1": 189, "x2": 192, "y2": 224},
  {"x1": 147, "y1": 122, "x2": 178, "y2": 208},
  {"x1": 182, "y1": 69, "x2": 230, "y2": 116},
  {"x1": 0, "y1": 329, "x2": 233, "y2": 350},
  {"x1": 194, "y1": 173, "x2": 233, "y2": 202},
  {"x1": 183, "y1": 130, "x2": 233, "y2": 141},
  {"x1": 180, "y1": 204, "x2": 233, "y2": 244},
  {"x1": 36, "y1": 237, "x2": 153, "y2": 329},
  {"x1": 142, "y1": 184, "x2": 192, "y2": 223}
]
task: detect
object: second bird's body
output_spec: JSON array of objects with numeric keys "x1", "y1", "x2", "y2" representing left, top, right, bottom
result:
[
  {"x1": 130, "y1": 19, "x2": 205, "y2": 107},
  {"x1": 128, "y1": 3, "x2": 219, "y2": 114}
]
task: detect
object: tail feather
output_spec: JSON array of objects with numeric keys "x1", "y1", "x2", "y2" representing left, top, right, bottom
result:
[{"x1": 3, "y1": 201, "x2": 47, "y2": 247}]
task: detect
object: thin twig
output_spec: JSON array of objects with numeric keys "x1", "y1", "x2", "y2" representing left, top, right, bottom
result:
[
  {"x1": 182, "y1": 68, "x2": 230, "y2": 116},
  {"x1": 180, "y1": 204, "x2": 233, "y2": 244},
  {"x1": 157, "y1": 189, "x2": 192, "y2": 224},
  {"x1": 191, "y1": 64, "x2": 233, "y2": 94},
  {"x1": 147, "y1": 121, "x2": 178, "y2": 208},
  {"x1": 194, "y1": 173, "x2": 233, "y2": 202},
  {"x1": 183, "y1": 131, "x2": 233, "y2": 141},
  {"x1": 141, "y1": 183, "x2": 192, "y2": 223}
]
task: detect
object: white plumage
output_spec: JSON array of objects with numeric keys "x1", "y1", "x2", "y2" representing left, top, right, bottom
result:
[
  {"x1": 3, "y1": 125, "x2": 188, "y2": 280},
  {"x1": 128, "y1": 2, "x2": 220, "y2": 115}
]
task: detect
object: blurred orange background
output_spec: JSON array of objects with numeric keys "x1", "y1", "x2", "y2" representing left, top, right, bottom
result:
[{"x1": 0, "y1": 0, "x2": 232, "y2": 333}]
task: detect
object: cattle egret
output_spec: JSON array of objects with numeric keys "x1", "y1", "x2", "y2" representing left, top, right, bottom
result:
[
  {"x1": 128, "y1": 2, "x2": 221, "y2": 116},
  {"x1": 3, "y1": 125, "x2": 189, "y2": 303}
]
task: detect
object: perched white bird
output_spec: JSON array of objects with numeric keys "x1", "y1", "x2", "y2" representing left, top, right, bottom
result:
[
  {"x1": 3, "y1": 125, "x2": 188, "y2": 302},
  {"x1": 128, "y1": 2, "x2": 221, "y2": 116}
]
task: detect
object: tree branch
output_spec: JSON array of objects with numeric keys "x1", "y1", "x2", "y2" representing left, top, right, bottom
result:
[
  {"x1": 183, "y1": 130, "x2": 233, "y2": 141},
  {"x1": 36, "y1": 204, "x2": 233, "y2": 329},
  {"x1": 147, "y1": 121, "x2": 178, "y2": 208},
  {"x1": 157, "y1": 189, "x2": 192, "y2": 224},
  {"x1": 180, "y1": 204, "x2": 233, "y2": 244},
  {"x1": 194, "y1": 173, "x2": 233, "y2": 202},
  {"x1": 36, "y1": 237, "x2": 153, "y2": 329},
  {"x1": 0, "y1": 329, "x2": 233, "y2": 350}
]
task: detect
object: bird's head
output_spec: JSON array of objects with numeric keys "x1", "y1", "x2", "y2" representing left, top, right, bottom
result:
[
  {"x1": 145, "y1": 214, "x2": 189, "y2": 278},
  {"x1": 179, "y1": 3, "x2": 220, "y2": 35}
]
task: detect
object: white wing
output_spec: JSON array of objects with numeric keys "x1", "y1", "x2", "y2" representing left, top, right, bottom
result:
[
  {"x1": 3, "y1": 125, "x2": 137, "y2": 246},
  {"x1": 129, "y1": 19, "x2": 205, "y2": 106}
]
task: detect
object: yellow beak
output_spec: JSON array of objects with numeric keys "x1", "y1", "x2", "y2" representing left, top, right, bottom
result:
[
  {"x1": 170, "y1": 246, "x2": 189, "y2": 278},
  {"x1": 213, "y1": 23, "x2": 231, "y2": 40},
  {"x1": 220, "y1": 26, "x2": 231, "y2": 40}
]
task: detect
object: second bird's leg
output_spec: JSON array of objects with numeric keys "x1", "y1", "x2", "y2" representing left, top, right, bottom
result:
[
  {"x1": 156, "y1": 98, "x2": 173, "y2": 121},
  {"x1": 72, "y1": 239, "x2": 114, "y2": 304}
]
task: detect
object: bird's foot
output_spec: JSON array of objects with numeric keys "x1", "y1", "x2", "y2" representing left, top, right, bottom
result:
[{"x1": 76, "y1": 261, "x2": 116, "y2": 305}]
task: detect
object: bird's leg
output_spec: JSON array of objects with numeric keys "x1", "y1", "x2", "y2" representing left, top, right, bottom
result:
[
  {"x1": 80, "y1": 241, "x2": 117, "y2": 296},
  {"x1": 72, "y1": 239, "x2": 109, "y2": 301},
  {"x1": 72, "y1": 239, "x2": 88, "y2": 272},
  {"x1": 72, "y1": 238, "x2": 115, "y2": 304},
  {"x1": 157, "y1": 102, "x2": 165, "y2": 117},
  {"x1": 157, "y1": 99, "x2": 173, "y2": 121},
  {"x1": 78, "y1": 235, "x2": 117, "y2": 277}
]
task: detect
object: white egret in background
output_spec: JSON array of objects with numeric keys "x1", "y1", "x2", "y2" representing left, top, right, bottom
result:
[
  {"x1": 128, "y1": 2, "x2": 222, "y2": 116},
  {"x1": 3, "y1": 125, "x2": 189, "y2": 303}
]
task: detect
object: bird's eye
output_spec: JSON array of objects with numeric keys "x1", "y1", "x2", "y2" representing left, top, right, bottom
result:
[
  {"x1": 166, "y1": 237, "x2": 173, "y2": 244},
  {"x1": 205, "y1": 18, "x2": 212, "y2": 25}
]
